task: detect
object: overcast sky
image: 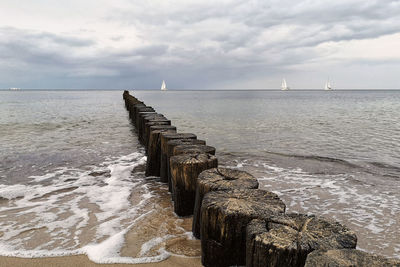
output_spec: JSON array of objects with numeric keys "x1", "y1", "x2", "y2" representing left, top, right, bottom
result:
[{"x1": 0, "y1": 0, "x2": 399, "y2": 89}]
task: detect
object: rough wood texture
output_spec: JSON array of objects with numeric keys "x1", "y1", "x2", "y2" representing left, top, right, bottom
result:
[
  {"x1": 141, "y1": 117, "x2": 168, "y2": 144},
  {"x1": 170, "y1": 153, "x2": 218, "y2": 216},
  {"x1": 129, "y1": 103, "x2": 146, "y2": 120},
  {"x1": 159, "y1": 133, "x2": 197, "y2": 183},
  {"x1": 246, "y1": 214, "x2": 358, "y2": 267},
  {"x1": 166, "y1": 139, "x2": 206, "y2": 192},
  {"x1": 144, "y1": 120, "x2": 171, "y2": 149},
  {"x1": 305, "y1": 249, "x2": 400, "y2": 267},
  {"x1": 173, "y1": 144, "x2": 216, "y2": 156},
  {"x1": 139, "y1": 114, "x2": 167, "y2": 144},
  {"x1": 125, "y1": 95, "x2": 139, "y2": 104},
  {"x1": 145, "y1": 125, "x2": 177, "y2": 177},
  {"x1": 132, "y1": 103, "x2": 146, "y2": 119},
  {"x1": 124, "y1": 94, "x2": 142, "y2": 110},
  {"x1": 192, "y1": 168, "x2": 259, "y2": 239},
  {"x1": 132, "y1": 105, "x2": 151, "y2": 124},
  {"x1": 135, "y1": 110, "x2": 156, "y2": 131},
  {"x1": 200, "y1": 189, "x2": 286, "y2": 267}
]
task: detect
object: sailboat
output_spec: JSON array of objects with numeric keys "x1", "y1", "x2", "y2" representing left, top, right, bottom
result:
[
  {"x1": 281, "y1": 79, "x2": 290, "y2": 90},
  {"x1": 161, "y1": 80, "x2": 167, "y2": 91},
  {"x1": 324, "y1": 80, "x2": 332, "y2": 90}
]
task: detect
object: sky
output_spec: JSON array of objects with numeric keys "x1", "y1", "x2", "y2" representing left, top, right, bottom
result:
[{"x1": 0, "y1": 0, "x2": 399, "y2": 89}]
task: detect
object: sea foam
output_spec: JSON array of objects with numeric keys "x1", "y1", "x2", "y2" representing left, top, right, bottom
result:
[{"x1": 0, "y1": 152, "x2": 176, "y2": 263}]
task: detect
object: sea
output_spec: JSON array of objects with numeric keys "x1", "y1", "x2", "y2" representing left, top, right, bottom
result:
[{"x1": 0, "y1": 89, "x2": 399, "y2": 262}]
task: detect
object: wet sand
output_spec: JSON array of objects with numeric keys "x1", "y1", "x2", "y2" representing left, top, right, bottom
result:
[{"x1": 0, "y1": 255, "x2": 201, "y2": 267}]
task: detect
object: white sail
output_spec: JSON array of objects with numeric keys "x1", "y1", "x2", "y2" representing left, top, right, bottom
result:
[
  {"x1": 281, "y1": 79, "x2": 289, "y2": 90},
  {"x1": 161, "y1": 80, "x2": 167, "y2": 91},
  {"x1": 324, "y1": 80, "x2": 332, "y2": 90}
]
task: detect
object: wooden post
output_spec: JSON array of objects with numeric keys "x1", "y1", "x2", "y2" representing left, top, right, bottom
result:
[
  {"x1": 131, "y1": 103, "x2": 146, "y2": 122},
  {"x1": 246, "y1": 214, "x2": 357, "y2": 267},
  {"x1": 130, "y1": 103, "x2": 146, "y2": 122},
  {"x1": 159, "y1": 133, "x2": 197, "y2": 183},
  {"x1": 192, "y1": 168, "x2": 259, "y2": 239},
  {"x1": 173, "y1": 144, "x2": 216, "y2": 156},
  {"x1": 132, "y1": 104, "x2": 150, "y2": 123},
  {"x1": 144, "y1": 120, "x2": 171, "y2": 150},
  {"x1": 305, "y1": 249, "x2": 400, "y2": 267},
  {"x1": 123, "y1": 90, "x2": 129, "y2": 100},
  {"x1": 145, "y1": 125, "x2": 177, "y2": 177},
  {"x1": 170, "y1": 153, "x2": 218, "y2": 216},
  {"x1": 140, "y1": 114, "x2": 168, "y2": 144},
  {"x1": 124, "y1": 95, "x2": 142, "y2": 110},
  {"x1": 138, "y1": 113, "x2": 165, "y2": 143},
  {"x1": 166, "y1": 139, "x2": 206, "y2": 193},
  {"x1": 135, "y1": 110, "x2": 155, "y2": 129},
  {"x1": 135, "y1": 105, "x2": 154, "y2": 115},
  {"x1": 200, "y1": 189, "x2": 286, "y2": 267}
]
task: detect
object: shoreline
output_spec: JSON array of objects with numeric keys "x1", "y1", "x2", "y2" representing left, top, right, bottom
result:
[{"x1": 0, "y1": 255, "x2": 201, "y2": 267}]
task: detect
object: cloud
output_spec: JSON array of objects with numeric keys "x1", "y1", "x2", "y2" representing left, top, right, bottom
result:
[{"x1": 0, "y1": 0, "x2": 399, "y2": 89}]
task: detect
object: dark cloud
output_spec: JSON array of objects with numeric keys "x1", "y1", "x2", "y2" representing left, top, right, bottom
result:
[
  {"x1": 0, "y1": 27, "x2": 95, "y2": 47},
  {"x1": 1, "y1": 1, "x2": 400, "y2": 89}
]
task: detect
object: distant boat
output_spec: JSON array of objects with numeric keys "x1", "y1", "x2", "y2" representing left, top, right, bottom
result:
[
  {"x1": 161, "y1": 80, "x2": 167, "y2": 91},
  {"x1": 9, "y1": 87, "x2": 20, "y2": 90},
  {"x1": 324, "y1": 80, "x2": 332, "y2": 90},
  {"x1": 281, "y1": 79, "x2": 290, "y2": 90}
]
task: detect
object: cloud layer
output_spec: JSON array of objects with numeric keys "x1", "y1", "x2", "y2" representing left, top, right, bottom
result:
[{"x1": 0, "y1": 0, "x2": 399, "y2": 89}]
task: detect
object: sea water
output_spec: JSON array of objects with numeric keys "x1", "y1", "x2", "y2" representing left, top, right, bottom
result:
[{"x1": 0, "y1": 90, "x2": 399, "y2": 261}]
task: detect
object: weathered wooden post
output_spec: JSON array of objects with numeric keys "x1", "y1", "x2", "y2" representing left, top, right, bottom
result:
[
  {"x1": 135, "y1": 109, "x2": 155, "y2": 129},
  {"x1": 166, "y1": 139, "x2": 206, "y2": 192},
  {"x1": 173, "y1": 144, "x2": 216, "y2": 156},
  {"x1": 139, "y1": 114, "x2": 168, "y2": 144},
  {"x1": 170, "y1": 153, "x2": 218, "y2": 216},
  {"x1": 123, "y1": 90, "x2": 129, "y2": 100},
  {"x1": 159, "y1": 133, "x2": 197, "y2": 183},
  {"x1": 305, "y1": 249, "x2": 400, "y2": 267},
  {"x1": 246, "y1": 214, "x2": 357, "y2": 267},
  {"x1": 145, "y1": 125, "x2": 177, "y2": 177},
  {"x1": 144, "y1": 120, "x2": 171, "y2": 150},
  {"x1": 124, "y1": 95, "x2": 141, "y2": 109},
  {"x1": 126, "y1": 95, "x2": 139, "y2": 104},
  {"x1": 131, "y1": 103, "x2": 146, "y2": 120},
  {"x1": 125, "y1": 97, "x2": 135, "y2": 116},
  {"x1": 131, "y1": 104, "x2": 149, "y2": 124},
  {"x1": 135, "y1": 112, "x2": 158, "y2": 139},
  {"x1": 200, "y1": 189, "x2": 286, "y2": 267},
  {"x1": 192, "y1": 168, "x2": 259, "y2": 239}
]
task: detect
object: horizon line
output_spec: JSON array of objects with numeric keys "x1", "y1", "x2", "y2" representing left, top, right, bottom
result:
[{"x1": 1, "y1": 88, "x2": 400, "y2": 91}]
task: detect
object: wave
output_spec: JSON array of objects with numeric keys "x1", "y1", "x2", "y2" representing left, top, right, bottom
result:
[
  {"x1": 217, "y1": 150, "x2": 358, "y2": 168},
  {"x1": 0, "y1": 152, "x2": 182, "y2": 264},
  {"x1": 263, "y1": 151, "x2": 359, "y2": 167}
]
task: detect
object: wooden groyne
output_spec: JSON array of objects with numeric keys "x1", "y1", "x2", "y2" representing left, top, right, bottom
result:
[{"x1": 122, "y1": 90, "x2": 400, "y2": 267}]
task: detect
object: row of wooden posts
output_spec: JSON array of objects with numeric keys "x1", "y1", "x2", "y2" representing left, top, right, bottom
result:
[{"x1": 122, "y1": 91, "x2": 399, "y2": 267}]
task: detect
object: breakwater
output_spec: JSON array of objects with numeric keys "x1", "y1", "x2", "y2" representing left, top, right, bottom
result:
[{"x1": 123, "y1": 91, "x2": 400, "y2": 267}]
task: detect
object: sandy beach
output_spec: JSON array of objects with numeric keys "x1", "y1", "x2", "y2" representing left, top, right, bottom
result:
[{"x1": 0, "y1": 255, "x2": 201, "y2": 267}]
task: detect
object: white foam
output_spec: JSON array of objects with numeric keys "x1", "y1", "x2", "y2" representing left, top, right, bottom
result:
[
  {"x1": 235, "y1": 162, "x2": 243, "y2": 168},
  {"x1": 30, "y1": 168, "x2": 69, "y2": 182},
  {"x1": 262, "y1": 163, "x2": 285, "y2": 173},
  {"x1": 0, "y1": 152, "x2": 175, "y2": 264},
  {"x1": 0, "y1": 184, "x2": 29, "y2": 200},
  {"x1": 139, "y1": 235, "x2": 173, "y2": 256}
]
